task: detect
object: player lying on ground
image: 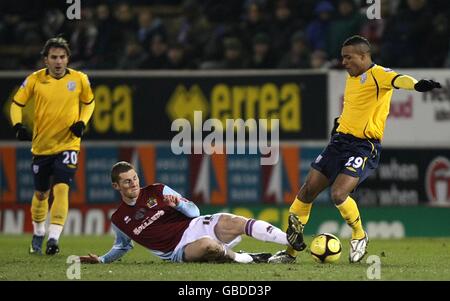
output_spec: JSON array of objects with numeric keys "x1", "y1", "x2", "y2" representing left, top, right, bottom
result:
[{"x1": 79, "y1": 161, "x2": 304, "y2": 264}]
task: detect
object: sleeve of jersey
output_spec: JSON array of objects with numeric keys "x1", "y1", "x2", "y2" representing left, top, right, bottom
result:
[
  {"x1": 372, "y1": 66, "x2": 399, "y2": 90},
  {"x1": 163, "y1": 185, "x2": 200, "y2": 217},
  {"x1": 79, "y1": 100, "x2": 95, "y2": 124},
  {"x1": 80, "y1": 73, "x2": 94, "y2": 104},
  {"x1": 391, "y1": 75, "x2": 417, "y2": 90},
  {"x1": 13, "y1": 75, "x2": 35, "y2": 106},
  {"x1": 175, "y1": 198, "x2": 200, "y2": 218},
  {"x1": 99, "y1": 223, "x2": 134, "y2": 263},
  {"x1": 10, "y1": 102, "x2": 23, "y2": 126}
]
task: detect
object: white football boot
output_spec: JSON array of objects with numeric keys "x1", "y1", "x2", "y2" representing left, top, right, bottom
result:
[
  {"x1": 268, "y1": 250, "x2": 296, "y2": 264},
  {"x1": 349, "y1": 231, "x2": 369, "y2": 263}
]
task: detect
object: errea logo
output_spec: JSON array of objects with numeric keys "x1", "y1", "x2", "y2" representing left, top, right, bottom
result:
[{"x1": 166, "y1": 85, "x2": 208, "y2": 126}]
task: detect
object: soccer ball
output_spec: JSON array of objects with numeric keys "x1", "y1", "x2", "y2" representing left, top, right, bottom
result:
[{"x1": 310, "y1": 233, "x2": 342, "y2": 263}]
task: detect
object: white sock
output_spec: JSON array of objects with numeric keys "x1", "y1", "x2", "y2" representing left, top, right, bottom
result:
[
  {"x1": 32, "y1": 221, "x2": 46, "y2": 236},
  {"x1": 222, "y1": 245, "x2": 253, "y2": 263},
  {"x1": 48, "y1": 224, "x2": 64, "y2": 241},
  {"x1": 245, "y1": 219, "x2": 289, "y2": 246},
  {"x1": 232, "y1": 252, "x2": 254, "y2": 263}
]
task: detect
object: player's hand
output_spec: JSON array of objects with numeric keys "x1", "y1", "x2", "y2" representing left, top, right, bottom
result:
[
  {"x1": 13, "y1": 123, "x2": 32, "y2": 141},
  {"x1": 414, "y1": 79, "x2": 441, "y2": 92},
  {"x1": 163, "y1": 195, "x2": 180, "y2": 207},
  {"x1": 330, "y1": 117, "x2": 339, "y2": 137},
  {"x1": 70, "y1": 121, "x2": 86, "y2": 138},
  {"x1": 79, "y1": 253, "x2": 101, "y2": 264}
]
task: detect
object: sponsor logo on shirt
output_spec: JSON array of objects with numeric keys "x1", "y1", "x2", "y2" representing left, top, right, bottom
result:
[{"x1": 133, "y1": 210, "x2": 165, "y2": 236}]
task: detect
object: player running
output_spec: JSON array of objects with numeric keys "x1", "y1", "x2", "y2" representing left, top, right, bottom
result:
[
  {"x1": 10, "y1": 37, "x2": 95, "y2": 255},
  {"x1": 269, "y1": 35, "x2": 442, "y2": 264}
]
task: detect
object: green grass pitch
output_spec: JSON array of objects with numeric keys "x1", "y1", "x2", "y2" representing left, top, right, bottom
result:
[{"x1": 1, "y1": 235, "x2": 450, "y2": 281}]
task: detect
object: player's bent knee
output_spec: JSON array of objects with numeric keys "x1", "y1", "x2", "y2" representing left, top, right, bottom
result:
[
  {"x1": 35, "y1": 190, "x2": 50, "y2": 201},
  {"x1": 330, "y1": 189, "x2": 348, "y2": 205},
  {"x1": 204, "y1": 241, "x2": 222, "y2": 254},
  {"x1": 196, "y1": 237, "x2": 218, "y2": 250},
  {"x1": 199, "y1": 238, "x2": 223, "y2": 260}
]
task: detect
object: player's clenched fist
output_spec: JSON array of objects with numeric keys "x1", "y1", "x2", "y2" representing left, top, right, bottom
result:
[{"x1": 163, "y1": 195, "x2": 180, "y2": 207}]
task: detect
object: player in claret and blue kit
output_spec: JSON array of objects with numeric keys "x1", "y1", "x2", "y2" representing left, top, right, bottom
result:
[{"x1": 79, "y1": 161, "x2": 305, "y2": 264}]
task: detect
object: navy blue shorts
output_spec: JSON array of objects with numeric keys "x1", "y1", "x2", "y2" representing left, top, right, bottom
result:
[
  {"x1": 311, "y1": 133, "x2": 381, "y2": 187},
  {"x1": 31, "y1": 150, "x2": 79, "y2": 191}
]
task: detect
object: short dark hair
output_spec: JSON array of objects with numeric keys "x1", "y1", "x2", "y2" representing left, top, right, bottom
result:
[
  {"x1": 111, "y1": 161, "x2": 134, "y2": 183},
  {"x1": 41, "y1": 37, "x2": 71, "y2": 57},
  {"x1": 342, "y1": 35, "x2": 371, "y2": 53}
]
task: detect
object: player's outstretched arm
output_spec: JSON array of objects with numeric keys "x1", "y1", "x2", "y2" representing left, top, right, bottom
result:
[
  {"x1": 82, "y1": 224, "x2": 133, "y2": 264},
  {"x1": 413, "y1": 79, "x2": 441, "y2": 92},
  {"x1": 79, "y1": 253, "x2": 101, "y2": 264},
  {"x1": 393, "y1": 75, "x2": 442, "y2": 92}
]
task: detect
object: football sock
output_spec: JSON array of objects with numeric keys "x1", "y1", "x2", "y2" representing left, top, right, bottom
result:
[
  {"x1": 222, "y1": 245, "x2": 253, "y2": 263},
  {"x1": 286, "y1": 197, "x2": 312, "y2": 257},
  {"x1": 231, "y1": 251, "x2": 254, "y2": 263},
  {"x1": 48, "y1": 224, "x2": 64, "y2": 241},
  {"x1": 49, "y1": 183, "x2": 69, "y2": 228},
  {"x1": 32, "y1": 221, "x2": 46, "y2": 237},
  {"x1": 289, "y1": 197, "x2": 312, "y2": 224},
  {"x1": 336, "y1": 196, "x2": 365, "y2": 240},
  {"x1": 244, "y1": 219, "x2": 289, "y2": 245},
  {"x1": 31, "y1": 193, "x2": 48, "y2": 223}
]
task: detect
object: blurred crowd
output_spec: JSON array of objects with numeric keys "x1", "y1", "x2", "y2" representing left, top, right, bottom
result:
[{"x1": 1, "y1": 0, "x2": 450, "y2": 70}]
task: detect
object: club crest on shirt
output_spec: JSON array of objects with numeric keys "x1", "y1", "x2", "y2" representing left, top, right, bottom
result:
[
  {"x1": 134, "y1": 208, "x2": 146, "y2": 220},
  {"x1": 360, "y1": 72, "x2": 367, "y2": 84},
  {"x1": 146, "y1": 198, "x2": 157, "y2": 209},
  {"x1": 67, "y1": 81, "x2": 76, "y2": 91},
  {"x1": 32, "y1": 164, "x2": 39, "y2": 174}
]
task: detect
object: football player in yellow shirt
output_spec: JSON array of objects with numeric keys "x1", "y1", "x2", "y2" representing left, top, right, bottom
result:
[
  {"x1": 10, "y1": 37, "x2": 95, "y2": 255},
  {"x1": 269, "y1": 35, "x2": 441, "y2": 263}
]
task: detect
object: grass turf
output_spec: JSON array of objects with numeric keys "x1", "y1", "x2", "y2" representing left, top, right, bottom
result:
[{"x1": 0, "y1": 235, "x2": 449, "y2": 281}]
